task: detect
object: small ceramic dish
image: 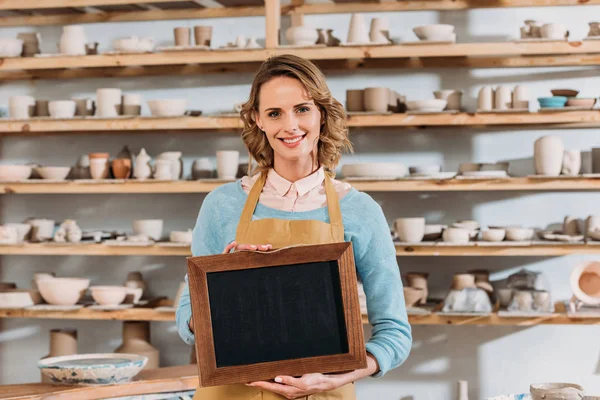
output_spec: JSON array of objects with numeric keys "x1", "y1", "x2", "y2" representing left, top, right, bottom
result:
[
  {"x1": 505, "y1": 227, "x2": 535, "y2": 241},
  {"x1": 36, "y1": 166, "x2": 71, "y2": 181},
  {"x1": 406, "y1": 99, "x2": 447, "y2": 112},
  {"x1": 538, "y1": 96, "x2": 568, "y2": 108},
  {"x1": 413, "y1": 25, "x2": 455, "y2": 41},
  {"x1": 566, "y1": 98, "x2": 597, "y2": 108},
  {"x1": 481, "y1": 229, "x2": 506, "y2": 242},
  {"x1": 550, "y1": 89, "x2": 579, "y2": 97},
  {"x1": 0, "y1": 165, "x2": 32, "y2": 181}
]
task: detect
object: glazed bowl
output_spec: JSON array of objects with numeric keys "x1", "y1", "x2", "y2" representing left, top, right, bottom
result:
[
  {"x1": 550, "y1": 89, "x2": 579, "y2": 97},
  {"x1": 48, "y1": 100, "x2": 76, "y2": 119},
  {"x1": 341, "y1": 163, "x2": 407, "y2": 178},
  {"x1": 147, "y1": 99, "x2": 187, "y2": 117},
  {"x1": 566, "y1": 98, "x2": 596, "y2": 108},
  {"x1": 36, "y1": 277, "x2": 90, "y2": 306},
  {"x1": 0, "y1": 165, "x2": 32, "y2": 181},
  {"x1": 505, "y1": 227, "x2": 534, "y2": 241},
  {"x1": 538, "y1": 96, "x2": 567, "y2": 108},
  {"x1": 36, "y1": 166, "x2": 71, "y2": 181},
  {"x1": 132, "y1": 219, "x2": 163, "y2": 241},
  {"x1": 406, "y1": 99, "x2": 447, "y2": 112},
  {"x1": 90, "y1": 286, "x2": 128, "y2": 306},
  {"x1": 0, "y1": 38, "x2": 23, "y2": 57},
  {"x1": 413, "y1": 24, "x2": 455, "y2": 41}
]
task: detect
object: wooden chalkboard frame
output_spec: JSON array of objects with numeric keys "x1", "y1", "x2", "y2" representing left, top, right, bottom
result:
[{"x1": 186, "y1": 242, "x2": 366, "y2": 387}]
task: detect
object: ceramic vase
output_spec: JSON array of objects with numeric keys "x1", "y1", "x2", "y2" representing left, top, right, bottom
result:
[
  {"x1": 457, "y1": 380, "x2": 469, "y2": 400},
  {"x1": 114, "y1": 321, "x2": 159, "y2": 369},
  {"x1": 363, "y1": 87, "x2": 389, "y2": 113},
  {"x1": 41, "y1": 329, "x2": 77, "y2": 382},
  {"x1": 174, "y1": 27, "x2": 191, "y2": 46},
  {"x1": 405, "y1": 272, "x2": 428, "y2": 305},
  {"x1": 477, "y1": 86, "x2": 494, "y2": 111},
  {"x1": 9, "y1": 95, "x2": 35, "y2": 119},
  {"x1": 494, "y1": 85, "x2": 512, "y2": 110},
  {"x1": 216, "y1": 151, "x2": 240, "y2": 179},
  {"x1": 369, "y1": 17, "x2": 390, "y2": 44},
  {"x1": 347, "y1": 14, "x2": 370, "y2": 44},
  {"x1": 59, "y1": 25, "x2": 86, "y2": 55},
  {"x1": 90, "y1": 158, "x2": 109, "y2": 180},
  {"x1": 96, "y1": 88, "x2": 122, "y2": 118},
  {"x1": 192, "y1": 158, "x2": 214, "y2": 179},
  {"x1": 394, "y1": 218, "x2": 425, "y2": 243},
  {"x1": 534, "y1": 136, "x2": 564, "y2": 176},
  {"x1": 512, "y1": 85, "x2": 529, "y2": 109},
  {"x1": 134, "y1": 148, "x2": 152, "y2": 180},
  {"x1": 434, "y1": 90, "x2": 462, "y2": 111},
  {"x1": 194, "y1": 26, "x2": 213, "y2": 47},
  {"x1": 562, "y1": 150, "x2": 581, "y2": 176},
  {"x1": 346, "y1": 90, "x2": 364, "y2": 112}
]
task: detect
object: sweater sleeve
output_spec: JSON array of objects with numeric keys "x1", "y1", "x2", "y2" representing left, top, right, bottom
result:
[
  {"x1": 175, "y1": 190, "x2": 225, "y2": 345},
  {"x1": 350, "y1": 194, "x2": 412, "y2": 377}
]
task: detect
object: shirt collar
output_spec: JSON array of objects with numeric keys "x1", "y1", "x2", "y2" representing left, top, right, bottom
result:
[{"x1": 266, "y1": 167, "x2": 325, "y2": 197}]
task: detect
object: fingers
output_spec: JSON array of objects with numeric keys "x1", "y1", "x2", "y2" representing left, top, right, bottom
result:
[
  {"x1": 246, "y1": 381, "x2": 299, "y2": 399},
  {"x1": 236, "y1": 243, "x2": 272, "y2": 252},
  {"x1": 222, "y1": 241, "x2": 237, "y2": 254},
  {"x1": 274, "y1": 375, "x2": 304, "y2": 389}
]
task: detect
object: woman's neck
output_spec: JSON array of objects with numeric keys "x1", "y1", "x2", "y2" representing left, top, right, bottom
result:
[{"x1": 273, "y1": 156, "x2": 319, "y2": 182}]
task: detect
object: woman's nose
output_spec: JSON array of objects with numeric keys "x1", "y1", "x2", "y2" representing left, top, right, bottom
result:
[{"x1": 282, "y1": 114, "x2": 300, "y2": 133}]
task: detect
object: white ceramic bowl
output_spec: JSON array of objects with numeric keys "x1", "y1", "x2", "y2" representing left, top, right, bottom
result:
[
  {"x1": 341, "y1": 163, "x2": 407, "y2": 178},
  {"x1": 170, "y1": 229, "x2": 192, "y2": 243},
  {"x1": 132, "y1": 219, "x2": 163, "y2": 241},
  {"x1": 409, "y1": 165, "x2": 442, "y2": 175},
  {"x1": 113, "y1": 36, "x2": 155, "y2": 53},
  {"x1": 48, "y1": 100, "x2": 76, "y2": 119},
  {"x1": 90, "y1": 286, "x2": 128, "y2": 306},
  {"x1": 36, "y1": 277, "x2": 90, "y2": 306},
  {"x1": 0, "y1": 38, "x2": 23, "y2": 57},
  {"x1": 423, "y1": 224, "x2": 446, "y2": 241},
  {"x1": 413, "y1": 24, "x2": 455, "y2": 41},
  {"x1": 406, "y1": 99, "x2": 447, "y2": 112},
  {"x1": 36, "y1": 166, "x2": 71, "y2": 181},
  {"x1": 481, "y1": 228, "x2": 506, "y2": 242},
  {"x1": 0, "y1": 165, "x2": 32, "y2": 181},
  {"x1": 442, "y1": 227, "x2": 470, "y2": 243},
  {"x1": 147, "y1": 99, "x2": 187, "y2": 117},
  {"x1": 505, "y1": 227, "x2": 534, "y2": 241},
  {"x1": 4, "y1": 223, "x2": 31, "y2": 242}
]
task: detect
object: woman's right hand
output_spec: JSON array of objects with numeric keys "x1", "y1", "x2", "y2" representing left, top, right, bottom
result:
[{"x1": 223, "y1": 240, "x2": 272, "y2": 254}]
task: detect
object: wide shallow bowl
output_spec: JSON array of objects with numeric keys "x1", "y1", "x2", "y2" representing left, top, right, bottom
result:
[
  {"x1": 550, "y1": 89, "x2": 579, "y2": 97},
  {"x1": 38, "y1": 353, "x2": 147, "y2": 385},
  {"x1": 90, "y1": 286, "x2": 127, "y2": 306},
  {"x1": 0, "y1": 165, "x2": 32, "y2": 181},
  {"x1": 36, "y1": 277, "x2": 90, "y2": 306},
  {"x1": 566, "y1": 98, "x2": 596, "y2": 108},
  {"x1": 505, "y1": 227, "x2": 534, "y2": 241},
  {"x1": 341, "y1": 163, "x2": 407, "y2": 178},
  {"x1": 147, "y1": 99, "x2": 187, "y2": 117},
  {"x1": 538, "y1": 96, "x2": 567, "y2": 108},
  {"x1": 0, "y1": 38, "x2": 23, "y2": 57},
  {"x1": 36, "y1": 166, "x2": 71, "y2": 181},
  {"x1": 413, "y1": 24, "x2": 455, "y2": 41},
  {"x1": 406, "y1": 99, "x2": 447, "y2": 112}
]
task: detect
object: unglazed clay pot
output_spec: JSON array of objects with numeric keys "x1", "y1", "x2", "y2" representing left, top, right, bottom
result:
[
  {"x1": 363, "y1": 87, "x2": 389, "y2": 113},
  {"x1": 394, "y1": 217, "x2": 425, "y2": 243},
  {"x1": 571, "y1": 261, "x2": 600, "y2": 307},
  {"x1": 403, "y1": 287, "x2": 424, "y2": 308},
  {"x1": 369, "y1": 17, "x2": 390, "y2": 44},
  {"x1": 192, "y1": 158, "x2": 213, "y2": 179},
  {"x1": 451, "y1": 273, "x2": 476, "y2": 290},
  {"x1": 285, "y1": 26, "x2": 318, "y2": 46},
  {"x1": 346, "y1": 90, "x2": 364, "y2": 112},
  {"x1": 477, "y1": 86, "x2": 494, "y2": 111},
  {"x1": 347, "y1": 14, "x2": 370, "y2": 44},
  {"x1": 405, "y1": 272, "x2": 428, "y2": 305},
  {"x1": 494, "y1": 85, "x2": 512, "y2": 110},
  {"x1": 562, "y1": 150, "x2": 581, "y2": 176},
  {"x1": 513, "y1": 85, "x2": 529, "y2": 109},
  {"x1": 194, "y1": 26, "x2": 213, "y2": 47},
  {"x1": 174, "y1": 27, "x2": 191, "y2": 46},
  {"x1": 41, "y1": 329, "x2": 77, "y2": 383},
  {"x1": 114, "y1": 321, "x2": 159, "y2": 369},
  {"x1": 563, "y1": 216, "x2": 582, "y2": 236},
  {"x1": 534, "y1": 136, "x2": 564, "y2": 176},
  {"x1": 96, "y1": 88, "x2": 122, "y2": 117},
  {"x1": 530, "y1": 383, "x2": 584, "y2": 400},
  {"x1": 442, "y1": 227, "x2": 470, "y2": 244}
]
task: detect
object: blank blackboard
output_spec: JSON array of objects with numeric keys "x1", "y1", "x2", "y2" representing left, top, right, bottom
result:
[{"x1": 207, "y1": 260, "x2": 348, "y2": 367}]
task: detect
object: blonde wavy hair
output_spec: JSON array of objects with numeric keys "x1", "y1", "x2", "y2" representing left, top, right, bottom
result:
[{"x1": 240, "y1": 54, "x2": 353, "y2": 177}]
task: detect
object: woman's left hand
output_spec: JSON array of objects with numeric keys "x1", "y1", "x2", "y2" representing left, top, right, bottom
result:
[{"x1": 247, "y1": 373, "x2": 344, "y2": 399}]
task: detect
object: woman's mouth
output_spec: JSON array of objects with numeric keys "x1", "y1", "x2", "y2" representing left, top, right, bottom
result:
[{"x1": 279, "y1": 134, "x2": 306, "y2": 148}]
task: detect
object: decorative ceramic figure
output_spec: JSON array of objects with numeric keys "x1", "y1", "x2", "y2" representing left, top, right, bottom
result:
[
  {"x1": 286, "y1": 26, "x2": 319, "y2": 46},
  {"x1": 134, "y1": 148, "x2": 152, "y2": 180},
  {"x1": 405, "y1": 272, "x2": 428, "y2": 305},
  {"x1": 114, "y1": 321, "x2": 159, "y2": 369},
  {"x1": 534, "y1": 136, "x2": 564, "y2": 176},
  {"x1": 394, "y1": 218, "x2": 425, "y2": 243},
  {"x1": 347, "y1": 14, "x2": 370, "y2": 44},
  {"x1": 59, "y1": 25, "x2": 87, "y2": 55},
  {"x1": 477, "y1": 86, "x2": 494, "y2": 111},
  {"x1": 494, "y1": 85, "x2": 512, "y2": 110},
  {"x1": 562, "y1": 150, "x2": 581, "y2": 176},
  {"x1": 192, "y1": 158, "x2": 213, "y2": 179},
  {"x1": 41, "y1": 329, "x2": 77, "y2": 383}
]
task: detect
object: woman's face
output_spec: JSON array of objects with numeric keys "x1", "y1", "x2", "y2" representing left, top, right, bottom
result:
[{"x1": 255, "y1": 76, "x2": 322, "y2": 168}]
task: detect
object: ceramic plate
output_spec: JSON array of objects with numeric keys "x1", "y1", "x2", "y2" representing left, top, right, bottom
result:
[
  {"x1": 39, "y1": 353, "x2": 147, "y2": 385},
  {"x1": 102, "y1": 240, "x2": 155, "y2": 247},
  {"x1": 476, "y1": 108, "x2": 530, "y2": 114},
  {"x1": 539, "y1": 106, "x2": 593, "y2": 112},
  {"x1": 401, "y1": 40, "x2": 455, "y2": 45},
  {"x1": 277, "y1": 44, "x2": 327, "y2": 49},
  {"x1": 407, "y1": 110, "x2": 460, "y2": 115},
  {"x1": 156, "y1": 45, "x2": 210, "y2": 52},
  {"x1": 346, "y1": 111, "x2": 393, "y2": 116},
  {"x1": 26, "y1": 304, "x2": 83, "y2": 311}
]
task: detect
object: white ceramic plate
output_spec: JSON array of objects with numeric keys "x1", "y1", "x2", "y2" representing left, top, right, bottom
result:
[{"x1": 156, "y1": 45, "x2": 210, "y2": 52}]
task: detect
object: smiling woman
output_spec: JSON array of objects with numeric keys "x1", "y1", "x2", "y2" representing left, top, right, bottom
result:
[{"x1": 176, "y1": 54, "x2": 412, "y2": 400}]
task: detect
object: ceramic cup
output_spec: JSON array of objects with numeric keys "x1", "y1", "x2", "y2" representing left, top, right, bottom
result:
[
  {"x1": 96, "y1": 88, "x2": 122, "y2": 117},
  {"x1": 442, "y1": 227, "x2": 470, "y2": 243},
  {"x1": 122, "y1": 93, "x2": 142, "y2": 116},
  {"x1": 394, "y1": 217, "x2": 425, "y2": 243},
  {"x1": 497, "y1": 288, "x2": 513, "y2": 308},
  {"x1": 192, "y1": 158, "x2": 214, "y2": 179},
  {"x1": 174, "y1": 27, "x2": 191, "y2": 46},
  {"x1": 48, "y1": 100, "x2": 76, "y2": 119},
  {"x1": 541, "y1": 23, "x2": 568, "y2": 40},
  {"x1": 592, "y1": 148, "x2": 600, "y2": 173},
  {"x1": 28, "y1": 219, "x2": 55, "y2": 242},
  {"x1": 586, "y1": 215, "x2": 600, "y2": 236},
  {"x1": 194, "y1": 26, "x2": 213, "y2": 47},
  {"x1": 451, "y1": 273, "x2": 476, "y2": 290},
  {"x1": 534, "y1": 135, "x2": 564, "y2": 176},
  {"x1": 346, "y1": 90, "x2": 364, "y2": 112},
  {"x1": 369, "y1": 17, "x2": 390, "y2": 44},
  {"x1": 563, "y1": 216, "x2": 582, "y2": 236},
  {"x1": 347, "y1": 13, "x2": 370, "y2": 44},
  {"x1": 494, "y1": 85, "x2": 512, "y2": 110},
  {"x1": 9, "y1": 95, "x2": 35, "y2": 119},
  {"x1": 434, "y1": 90, "x2": 462, "y2": 111},
  {"x1": 511, "y1": 290, "x2": 533, "y2": 311},
  {"x1": 216, "y1": 151, "x2": 240, "y2": 179},
  {"x1": 132, "y1": 219, "x2": 163, "y2": 241},
  {"x1": 363, "y1": 87, "x2": 389, "y2": 113},
  {"x1": 35, "y1": 100, "x2": 49, "y2": 117},
  {"x1": 477, "y1": 86, "x2": 494, "y2": 111},
  {"x1": 512, "y1": 85, "x2": 529, "y2": 109},
  {"x1": 562, "y1": 150, "x2": 581, "y2": 176},
  {"x1": 72, "y1": 98, "x2": 94, "y2": 116},
  {"x1": 89, "y1": 158, "x2": 109, "y2": 180}
]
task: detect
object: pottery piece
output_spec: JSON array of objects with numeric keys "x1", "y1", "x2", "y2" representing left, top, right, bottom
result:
[
  {"x1": 413, "y1": 24, "x2": 455, "y2": 41},
  {"x1": 0, "y1": 37, "x2": 22, "y2": 57},
  {"x1": 132, "y1": 219, "x2": 163, "y2": 241},
  {"x1": 409, "y1": 165, "x2": 442, "y2": 175},
  {"x1": 563, "y1": 216, "x2": 582, "y2": 236},
  {"x1": 530, "y1": 383, "x2": 584, "y2": 400},
  {"x1": 586, "y1": 215, "x2": 600, "y2": 238},
  {"x1": 538, "y1": 96, "x2": 567, "y2": 108},
  {"x1": 72, "y1": 98, "x2": 94, "y2": 116},
  {"x1": 540, "y1": 23, "x2": 568, "y2": 40},
  {"x1": 534, "y1": 136, "x2": 564, "y2": 176},
  {"x1": 96, "y1": 88, "x2": 122, "y2": 117},
  {"x1": 48, "y1": 100, "x2": 76, "y2": 119},
  {"x1": 35, "y1": 100, "x2": 49, "y2": 117},
  {"x1": 53, "y1": 219, "x2": 82, "y2": 243},
  {"x1": 32, "y1": 272, "x2": 55, "y2": 290},
  {"x1": 59, "y1": 25, "x2": 86, "y2": 55},
  {"x1": 90, "y1": 158, "x2": 109, "y2": 180},
  {"x1": 28, "y1": 219, "x2": 55, "y2": 242},
  {"x1": 174, "y1": 27, "x2": 191, "y2": 46},
  {"x1": 85, "y1": 42, "x2": 99, "y2": 55},
  {"x1": 17, "y1": 32, "x2": 41, "y2": 57},
  {"x1": 442, "y1": 288, "x2": 493, "y2": 313},
  {"x1": 0, "y1": 226, "x2": 18, "y2": 244},
  {"x1": 369, "y1": 17, "x2": 391, "y2": 44},
  {"x1": 0, "y1": 289, "x2": 40, "y2": 307},
  {"x1": 532, "y1": 290, "x2": 553, "y2": 312},
  {"x1": 244, "y1": 37, "x2": 260, "y2": 49},
  {"x1": 512, "y1": 85, "x2": 529, "y2": 109},
  {"x1": 113, "y1": 36, "x2": 154, "y2": 53},
  {"x1": 406, "y1": 99, "x2": 447, "y2": 112},
  {"x1": 566, "y1": 98, "x2": 596, "y2": 108},
  {"x1": 134, "y1": 148, "x2": 152, "y2": 180},
  {"x1": 562, "y1": 150, "x2": 581, "y2": 176},
  {"x1": 72, "y1": 155, "x2": 91, "y2": 179},
  {"x1": 122, "y1": 94, "x2": 142, "y2": 116},
  {"x1": 36, "y1": 166, "x2": 71, "y2": 181},
  {"x1": 192, "y1": 158, "x2": 213, "y2": 179},
  {"x1": 194, "y1": 26, "x2": 212, "y2": 47},
  {"x1": 508, "y1": 290, "x2": 534, "y2": 312},
  {"x1": 522, "y1": 20, "x2": 543, "y2": 38},
  {"x1": 5, "y1": 223, "x2": 31, "y2": 242},
  {"x1": 478, "y1": 86, "x2": 494, "y2": 111},
  {"x1": 403, "y1": 287, "x2": 424, "y2": 308},
  {"x1": 589, "y1": 22, "x2": 600, "y2": 37},
  {"x1": 451, "y1": 273, "x2": 476, "y2": 290},
  {"x1": 153, "y1": 159, "x2": 172, "y2": 180},
  {"x1": 592, "y1": 148, "x2": 600, "y2": 174},
  {"x1": 112, "y1": 159, "x2": 132, "y2": 179},
  {"x1": 124, "y1": 272, "x2": 146, "y2": 302},
  {"x1": 457, "y1": 381, "x2": 469, "y2": 400},
  {"x1": 508, "y1": 269, "x2": 544, "y2": 290},
  {"x1": 157, "y1": 151, "x2": 183, "y2": 180},
  {"x1": 325, "y1": 29, "x2": 341, "y2": 46},
  {"x1": 170, "y1": 229, "x2": 192, "y2": 244},
  {"x1": 452, "y1": 220, "x2": 479, "y2": 240},
  {"x1": 443, "y1": 227, "x2": 470, "y2": 244},
  {"x1": 286, "y1": 26, "x2": 319, "y2": 46},
  {"x1": 423, "y1": 224, "x2": 446, "y2": 241},
  {"x1": 482, "y1": 228, "x2": 506, "y2": 242},
  {"x1": 0, "y1": 165, "x2": 32, "y2": 181},
  {"x1": 394, "y1": 217, "x2": 425, "y2": 243},
  {"x1": 9, "y1": 95, "x2": 35, "y2": 119},
  {"x1": 571, "y1": 261, "x2": 600, "y2": 306},
  {"x1": 347, "y1": 14, "x2": 370, "y2": 44},
  {"x1": 505, "y1": 227, "x2": 534, "y2": 241},
  {"x1": 36, "y1": 277, "x2": 90, "y2": 306},
  {"x1": 497, "y1": 288, "x2": 513, "y2": 307},
  {"x1": 405, "y1": 272, "x2": 428, "y2": 305},
  {"x1": 346, "y1": 90, "x2": 364, "y2": 112},
  {"x1": 363, "y1": 87, "x2": 389, "y2": 113},
  {"x1": 550, "y1": 89, "x2": 579, "y2": 97},
  {"x1": 41, "y1": 329, "x2": 78, "y2": 383},
  {"x1": 434, "y1": 90, "x2": 462, "y2": 111},
  {"x1": 342, "y1": 163, "x2": 407, "y2": 178},
  {"x1": 90, "y1": 286, "x2": 127, "y2": 306},
  {"x1": 147, "y1": 99, "x2": 187, "y2": 117},
  {"x1": 114, "y1": 321, "x2": 159, "y2": 369},
  {"x1": 494, "y1": 85, "x2": 512, "y2": 110},
  {"x1": 216, "y1": 150, "x2": 240, "y2": 180}
]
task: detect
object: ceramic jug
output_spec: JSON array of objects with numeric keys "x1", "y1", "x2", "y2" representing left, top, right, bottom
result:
[
  {"x1": 153, "y1": 159, "x2": 172, "y2": 180},
  {"x1": 534, "y1": 135, "x2": 564, "y2": 176},
  {"x1": 59, "y1": 25, "x2": 87, "y2": 55},
  {"x1": 134, "y1": 148, "x2": 152, "y2": 180}
]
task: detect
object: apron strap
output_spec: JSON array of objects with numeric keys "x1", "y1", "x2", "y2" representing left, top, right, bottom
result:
[
  {"x1": 236, "y1": 171, "x2": 268, "y2": 239},
  {"x1": 324, "y1": 174, "x2": 344, "y2": 241}
]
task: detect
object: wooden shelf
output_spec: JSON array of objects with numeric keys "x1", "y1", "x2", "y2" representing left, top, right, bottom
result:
[
  {"x1": 2, "y1": 43, "x2": 600, "y2": 81},
  {"x1": 3, "y1": 111, "x2": 600, "y2": 135},
  {"x1": 0, "y1": 243, "x2": 190, "y2": 256}
]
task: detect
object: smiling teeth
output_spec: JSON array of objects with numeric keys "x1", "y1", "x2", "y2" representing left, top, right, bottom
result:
[{"x1": 283, "y1": 136, "x2": 303, "y2": 144}]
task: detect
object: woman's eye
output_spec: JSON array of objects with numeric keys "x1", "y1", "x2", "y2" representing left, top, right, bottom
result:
[
  {"x1": 268, "y1": 111, "x2": 280, "y2": 118},
  {"x1": 297, "y1": 107, "x2": 310, "y2": 113}
]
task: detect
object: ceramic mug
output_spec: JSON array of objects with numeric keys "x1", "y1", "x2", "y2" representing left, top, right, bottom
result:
[
  {"x1": 363, "y1": 87, "x2": 389, "y2": 113},
  {"x1": 512, "y1": 85, "x2": 529, "y2": 109},
  {"x1": 89, "y1": 158, "x2": 109, "y2": 180},
  {"x1": 174, "y1": 27, "x2": 191, "y2": 46},
  {"x1": 9, "y1": 95, "x2": 35, "y2": 119},
  {"x1": 393, "y1": 217, "x2": 425, "y2": 243},
  {"x1": 346, "y1": 90, "x2": 364, "y2": 112},
  {"x1": 216, "y1": 151, "x2": 240, "y2": 179},
  {"x1": 48, "y1": 100, "x2": 76, "y2": 119},
  {"x1": 477, "y1": 86, "x2": 494, "y2": 111},
  {"x1": 494, "y1": 85, "x2": 512, "y2": 110},
  {"x1": 96, "y1": 88, "x2": 122, "y2": 117},
  {"x1": 194, "y1": 26, "x2": 213, "y2": 47},
  {"x1": 72, "y1": 98, "x2": 94, "y2": 116},
  {"x1": 122, "y1": 94, "x2": 142, "y2": 116}
]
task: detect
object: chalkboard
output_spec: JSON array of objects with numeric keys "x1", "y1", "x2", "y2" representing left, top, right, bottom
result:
[{"x1": 187, "y1": 242, "x2": 366, "y2": 387}]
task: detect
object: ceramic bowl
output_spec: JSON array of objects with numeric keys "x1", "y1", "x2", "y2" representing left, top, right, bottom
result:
[
  {"x1": 341, "y1": 163, "x2": 407, "y2": 178},
  {"x1": 566, "y1": 98, "x2": 596, "y2": 108},
  {"x1": 170, "y1": 229, "x2": 192, "y2": 243},
  {"x1": 0, "y1": 165, "x2": 32, "y2": 181},
  {"x1": 147, "y1": 99, "x2": 187, "y2": 117},
  {"x1": 423, "y1": 224, "x2": 446, "y2": 241},
  {"x1": 48, "y1": 100, "x2": 76, "y2": 119},
  {"x1": 0, "y1": 289, "x2": 41, "y2": 308},
  {"x1": 550, "y1": 89, "x2": 579, "y2": 97},
  {"x1": 113, "y1": 36, "x2": 155, "y2": 53},
  {"x1": 4, "y1": 223, "x2": 31, "y2": 242},
  {"x1": 413, "y1": 24, "x2": 455, "y2": 41},
  {"x1": 90, "y1": 286, "x2": 128, "y2": 306},
  {"x1": 481, "y1": 228, "x2": 506, "y2": 242},
  {"x1": 442, "y1": 227, "x2": 471, "y2": 243},
  {"x1": 394, "y1": 217, "x2": 425, "y2": 243},
  {"x1": 505, "y1": 227, "x2": 534, "y2": 241},
  {"x1": 36, "y1": 166, "x2": 71, "y2": 181},
  {"x1": 132, "y1": 219, "x2": 163, "y2": 241},
  {"x1": 406, "y1": 99, "x2": 447, "y2": 112},
  {"x1": 0, "y1": 38, "x2": 23, "y2": 57},
  {"x1": 36, "y1": 277, "x2": 90, "y2": 306},
  {"x1": 409, "y1": 165, "x2": 442, "y2": 175},
  {"x1": 538, "y1": 96, "x2": 567, "y2": 108}
]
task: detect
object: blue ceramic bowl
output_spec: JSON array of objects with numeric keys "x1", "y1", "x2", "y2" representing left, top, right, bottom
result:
[{"x1": 538, "y1": 96, "x2": 568, "y2": 108}]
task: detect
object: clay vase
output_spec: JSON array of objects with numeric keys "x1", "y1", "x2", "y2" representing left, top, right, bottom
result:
[
  {"x1": 363, "y1": 87, "x2": 389, "y2": 113},
  {"x1": 451, "y1": 273, "x2": 476, "y2": 290},
  {"x1": 534, "y1": 136, "x2": 564, "y2": 176},
  {"x1": 562, "y1": 150, "x2": 581, "y2": 176},
  {"x1": 457, "y1": 380, "x2": 469, "y2": 400},
  {"x1": 174, "y1": 27, "x2": 191, "y2": 46},
  {"x1": 405, "y1": 272, "x2": 428, "y2": 305},
  {"x1": 41, "y1": 329, "x2": 77, "y2": 383},
  {"x1": 112, "y1": 159, "x2": 132, "y2": 179},
  {"x1": 494, "y1": 85, "x2": 512, "y2": 110},
  {"x1": 114, "y1": 321, "x2": 159, "y2": 369},
  {"x1": 59, "y1": 25, "x2": 86, "y2": 55},
  {"x1": 394, "y1": 217, "x2": 425, "y2": 243},
  {"x1": 346, "y1": 89, "x2": 364, "y2": 112},
  {"x1": 347, "y1": 14, "x2": 370, "y2": 44},
  {"x1": 477, "y1": 86, "x2": 494, "y2": 111}
]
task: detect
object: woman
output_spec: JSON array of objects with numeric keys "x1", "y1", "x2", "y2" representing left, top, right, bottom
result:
[{"x1": 176, "y1": 54, "x2": 411, "y2": 400}]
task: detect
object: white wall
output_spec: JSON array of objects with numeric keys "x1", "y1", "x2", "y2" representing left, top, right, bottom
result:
[{"x1": 0, "y1": 6, "x2": 600, "y2": 399}]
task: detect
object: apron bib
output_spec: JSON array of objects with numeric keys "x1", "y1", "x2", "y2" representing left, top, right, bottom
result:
[{"x1": 193, "y1": 171, "x2": 356, "y2": 400}]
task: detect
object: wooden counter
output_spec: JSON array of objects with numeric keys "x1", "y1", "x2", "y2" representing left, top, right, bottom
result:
[{"x1": 0, "y1": 365, "x2": 198, "y2": 399}]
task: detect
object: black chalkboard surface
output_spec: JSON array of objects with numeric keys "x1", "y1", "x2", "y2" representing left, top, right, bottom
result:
[{"x1": 187, "y1": 242, "x2": 366, "y2": 387}]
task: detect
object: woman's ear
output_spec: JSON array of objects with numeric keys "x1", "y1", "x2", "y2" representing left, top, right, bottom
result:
[{"x1": 253, "y1": 109, "x2": 263, "y2": 131}]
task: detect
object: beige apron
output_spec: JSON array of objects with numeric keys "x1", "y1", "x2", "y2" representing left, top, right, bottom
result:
[{"x1": 193, "y1": 171, "x2": 356, "y2": 400}]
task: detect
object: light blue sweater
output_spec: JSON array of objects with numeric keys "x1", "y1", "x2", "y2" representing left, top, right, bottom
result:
[{"x1": 176, "y1": 180, "x2": 412, "y2": 377}]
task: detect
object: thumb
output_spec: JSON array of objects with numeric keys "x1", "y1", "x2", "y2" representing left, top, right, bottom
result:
[{"x1": 274, "y1": 375, "x2": 303, "y2": 388}]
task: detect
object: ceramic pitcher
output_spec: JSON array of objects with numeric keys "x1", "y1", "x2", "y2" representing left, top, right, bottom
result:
[{"x1": 59, "y1": 25, "x2": 87, "y2": 55}]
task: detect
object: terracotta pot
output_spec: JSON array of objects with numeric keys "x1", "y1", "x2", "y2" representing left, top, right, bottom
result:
[
  {"x1": 405, "y1": 272, "x2": 428, "y2": 305},
  {"x1": 451, "y1": 273, "x2": 476, "y2": 290},
  {"x1": 115, "y1": 321, "x2": 159, "y2": 369},
  {"x1": 403, "y1": 287, "x2": 424, "y2": 308},
  {"x1": 346, "y1": 90, "x2": 364, "y2": 112},
  {"x1": 112, "y1": 159, "x2": 132, "y2": 179},
  {"x1": 363, "y1": 87, "x2": 389, "y2": 113},
  {"x1": 571, "y1": 261, "x2": 600, "y2": 306},
  {"x1": 41, "y1": 329, "x2": 77, "y2": 383},
  {"x1": 534, "y1": 136, "x2": 564, "y2": 176},
  {"x1": 194, "y1": 25, "x2": 212, "y2": 47},
  {"x1": 174, "y1": 27, "x2": 191, "y2": 46}
]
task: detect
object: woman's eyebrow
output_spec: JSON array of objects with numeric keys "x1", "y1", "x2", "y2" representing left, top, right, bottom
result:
[{"x1": 264, "y1": 102, "x2": 311, "y2": 112}]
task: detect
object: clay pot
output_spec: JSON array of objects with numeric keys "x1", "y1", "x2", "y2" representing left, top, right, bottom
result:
[
  {"x1": 497, "y1": 288, "x2": 513, "y2": 307},
  {"x1": 592, "y1": 148, "x2": 600, "y2": 174},
  {"x1": 562, "y1": 150, "x2": 581, "y2": 176},
  {"x1": 563, "y1": 216, "x2": 582, "y2": 236},
  {"x1": 192, "y1": 158, "x2": 214, "y2": 179},
  {"x1": 586, "y1": 215, "x2": 600, "y2": 237},
  {"x1": 403, "y1": 287, "x2": 424, "y2": 308},
  {"x1": 405, "y1": 272, "x2": 428, "y2": 305},
  {"x1": 512, "y1": 85, "x2": 529, "y2": 109},
  {"x1": 347, "y1": 14, "x2": 370, "y2": 44},
  {"x1": 540, "y1": 23, "x2": 568, "y2": 40},
  {"x1": 194, "y1": 25, "x2": 212, "y2": 47},
  {"x1": 394, "y1": 217, "x2": 425, "y2": 243},
  {"x1": 363, "y1": 87, "x2": 389, "y2": 113},
  {"x1": 41, "y1": 329, "x2": 77, "y2": 383},
  {"x1": 9, "y1": 95, "x2": 35, "y2": 119},
  {"x1": 530, "y1": 383, "x2": 584, "y2": 400},
  {"x1": 534, "y1": 136, "x2": 564, "y2": 176},
  {"x1": 110, "y1": 159, "x2": 131, "y2": 179},
  {"x1": 174, "y1": 27, "x2": 191, "y2": 46},
  {"x1": 451, "y1": 273, "x2": 476, "y2": 290},
  {"x1": 571, "y1": 261, "x2": 600, "y2": 306},
  {"x1": 35, "y1": 100, "x2": 49, "y2": 117},
  {"x1": 494, "y1": 85, "x2": 512, "y2": 110},
  {"x1": 90, "y1": 158, "x2": 109, "y2": 180},
  {"x1": 434, "y1": 90, "x2": 462, "y2": 111},
  {"x1": 285, "y1": 26, "x2": 319, "y2": 46},
  {"x1": 478, "y1": 86, "x2": 494, "y2": 111},
  {"x1": 122, "y1": 94, "x2": 142, "y2": 116},
  {"x1": 59, "y1": 25, "x2": 86, "y2": 55},
  {"x1": 114, "y1": 321, "x2": 159, "y2": 369},
  {"x1": 346, "y1": 90, "x2": 364, "y2": 112}
]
